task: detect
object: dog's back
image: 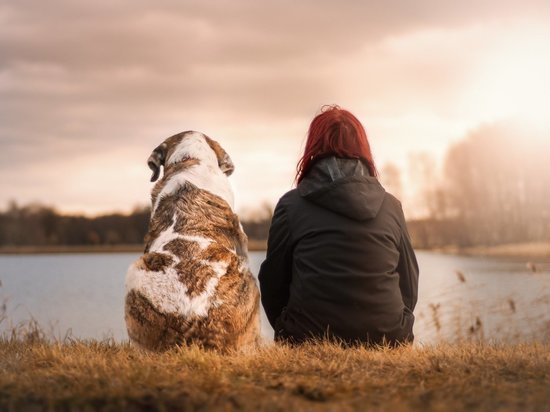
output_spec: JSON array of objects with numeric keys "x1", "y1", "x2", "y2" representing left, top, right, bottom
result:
[{"x1": 125, "y1": 132, "x2": 260, "y2": 352}]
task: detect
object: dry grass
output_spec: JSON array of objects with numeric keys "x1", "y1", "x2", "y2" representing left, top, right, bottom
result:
[{"x1": 0, "y1": 335, "x2": 549, "y2": 412}]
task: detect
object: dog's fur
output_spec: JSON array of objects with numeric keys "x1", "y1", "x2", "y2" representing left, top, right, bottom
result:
[{"x1": 125, "y1": 131, "x2": 260, "y2": 352}]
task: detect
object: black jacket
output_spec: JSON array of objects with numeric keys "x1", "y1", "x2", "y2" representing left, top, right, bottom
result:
[{"x1": 258, "y1": 157, "x2": 419, "y2": 345}]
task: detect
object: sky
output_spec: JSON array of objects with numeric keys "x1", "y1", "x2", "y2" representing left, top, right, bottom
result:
[{"x1": 1, "y1": 0, "x2": 550, "y2": 217}]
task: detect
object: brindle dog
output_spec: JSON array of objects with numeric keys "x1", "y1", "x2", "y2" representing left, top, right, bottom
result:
[{"x1": 125, "y1": 131, "x2": 260, "y2": 352}]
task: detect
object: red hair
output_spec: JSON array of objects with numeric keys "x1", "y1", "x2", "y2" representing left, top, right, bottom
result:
[{"x1": 296, "y1": 105, "x2": 377, "y2": 184}]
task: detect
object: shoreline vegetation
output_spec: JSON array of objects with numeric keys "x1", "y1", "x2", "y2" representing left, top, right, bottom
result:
[
  {"x1": 0, "y1": 240, "x2": 269, "y2": 255},
  {"x1": 0, "y1": 337, "x2": 548, "y2": 411},
  {"x1": 429, "y1": 241, "x2": 550, "y2": 260},
  {"x1": 0, "y1": 241, "x2": 549, "y2": 259}
]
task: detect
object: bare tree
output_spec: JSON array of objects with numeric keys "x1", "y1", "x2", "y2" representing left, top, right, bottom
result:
[
  {"x1": 443, "y1": 122, "x2": 550, "y2": 245},
  {"x1": 380, "y1": 162, "x2": 403, "y2": 200},
  {"x1": 408, "y1": 152, "x2": 448, "y2": 220}
]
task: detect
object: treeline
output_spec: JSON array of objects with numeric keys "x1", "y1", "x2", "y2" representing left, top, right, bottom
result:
[
  {"x1": 405, "y1": 122, "x2": 550, "y2": 248},
  {"x1": 0, "y1": 202, "x2": 272, "y2": 248},
  {"x1": 0, "y1": 203, "x2": 151, "y2": 247}
]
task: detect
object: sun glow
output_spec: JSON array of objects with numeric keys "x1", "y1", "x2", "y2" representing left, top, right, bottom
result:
[{"x1": 467, "y1": 25, "x2": 550, "y2": 133}]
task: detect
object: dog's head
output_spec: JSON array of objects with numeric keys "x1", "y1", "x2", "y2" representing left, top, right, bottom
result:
[{"x1": 147, "y1": 131, "x2": 235, "y2": 182}]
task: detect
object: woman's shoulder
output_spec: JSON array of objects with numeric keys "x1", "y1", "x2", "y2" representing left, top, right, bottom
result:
[
  {"x1": 379, "y1": 191, "x2": 408, "y2": 227},
  {"x1": 382, "y1": 191, "x2": 403, "y2": 210},
  {"x1": 273, "y1": 189, "x2": 308, "y2": 222},
  {"x1": 276, "y1": 188, "x2": 301, "y2": 207}
]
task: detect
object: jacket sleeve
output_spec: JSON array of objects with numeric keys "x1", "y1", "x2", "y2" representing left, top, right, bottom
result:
[
  {"x1": 396, "y1": 211, "x2": 419, "y2": 312},
  {"x1": 258, "y1": 200, "x2": 293, "y2": 328}
]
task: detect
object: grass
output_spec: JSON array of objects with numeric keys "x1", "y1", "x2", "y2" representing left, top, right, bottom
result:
[{"x1": 0, "y1": 334, "x2": 549, "y2": 412}]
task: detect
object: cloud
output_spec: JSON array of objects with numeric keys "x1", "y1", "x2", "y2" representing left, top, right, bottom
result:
[{"x1": 1, "y1": 0, "x2": 550, "y2": 213}]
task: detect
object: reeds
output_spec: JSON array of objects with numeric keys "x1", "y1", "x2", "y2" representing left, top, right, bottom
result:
[{"x1": 416, "y1": 262, "x2": 550, "y2": 344}]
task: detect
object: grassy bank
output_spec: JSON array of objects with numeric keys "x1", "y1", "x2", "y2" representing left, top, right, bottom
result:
[{"x1": 0, "y1": 338, "x2": 549, "y2": 411}]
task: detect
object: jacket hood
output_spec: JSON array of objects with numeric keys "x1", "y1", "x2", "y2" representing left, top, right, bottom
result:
[{"x1": 297, "y1": 156, "x2": 386, "y2": 220}]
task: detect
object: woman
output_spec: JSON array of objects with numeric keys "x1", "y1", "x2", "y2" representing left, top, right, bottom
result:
[{"x1": 258, "y1": 105, "x2": 419, "y2": 346}]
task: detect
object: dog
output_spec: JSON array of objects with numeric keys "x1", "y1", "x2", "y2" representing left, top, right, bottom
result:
[{"x1": 125, "y1": 131, "x2": 260, "y2": 352}]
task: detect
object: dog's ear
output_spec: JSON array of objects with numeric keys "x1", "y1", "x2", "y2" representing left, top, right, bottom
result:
[
  {"x1": 204, "y1": 136, "x2": 235, "y2": 176},
  {"x1": 147, "y1": 143, "x2": 167, "y2": 182}
]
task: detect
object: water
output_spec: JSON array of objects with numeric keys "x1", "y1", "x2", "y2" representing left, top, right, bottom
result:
[{"x1": 1, "y1": 251, "x2": 549, "y2": 344}]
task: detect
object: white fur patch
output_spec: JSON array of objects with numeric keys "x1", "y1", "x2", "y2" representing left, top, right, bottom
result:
[
  {"x1": 125, "y1": 215, "x2": 228, "y2": 317},
  {"x1": 182, "y1": 235, "x2": 213, "y2": 250},
  {"x1": 151, "y1": 166, "x2": 234, "y2": 214},
  {"x1": 125, "y1": 260, "x2": 228, "y2": 318},
  {"x1": 168, "y1": 132, "x2": 218, "y2": 167},
  {"x1": 149, "y1": 221, "x2": 180, "y2": 252},
  {"x1": 151, "y1": 133, "x2": 234, "y2": 214}
]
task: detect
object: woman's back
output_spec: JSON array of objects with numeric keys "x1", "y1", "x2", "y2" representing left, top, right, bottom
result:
[
  {"x1": 259, "y1": 156, "x2": 418, "y2": 344},
  {"x1": 259, "y1": 105, "x2": 418, "y2": 345}
]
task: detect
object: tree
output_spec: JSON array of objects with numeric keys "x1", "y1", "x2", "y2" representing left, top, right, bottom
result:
[
  {"x1": 443, "y1": 122, "x2": 550, "y2": 245},
  {"x1": 408, "y1": 152, "x2": 448, "y2": 220},
  {"x1": 380, "y1": 162, "x2": 403, "y2": 200}
]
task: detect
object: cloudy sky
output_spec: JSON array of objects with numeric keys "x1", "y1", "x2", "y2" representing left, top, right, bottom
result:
[{"x1": 1, "y1": 0, "x2": 550, "y2": 216}]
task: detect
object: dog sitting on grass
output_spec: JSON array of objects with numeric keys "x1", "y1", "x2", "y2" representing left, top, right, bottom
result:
[{"x1": 125, "y1": 131, "x2": 260, "y2": 352}]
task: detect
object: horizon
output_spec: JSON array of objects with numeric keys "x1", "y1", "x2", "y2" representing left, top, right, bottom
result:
[{"x1": 2, "y1": 1, "x2": 550, "y2": 218}]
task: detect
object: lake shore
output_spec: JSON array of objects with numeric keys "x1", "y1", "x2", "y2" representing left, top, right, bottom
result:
[
  {"x1": 426, "y1": 242, "x2": 550, "y2": 260},
  {"x1": 0, "y1": 339, "x2": 548, "y2": 411},
  {"x1": 0, "y1": 239, "x2": 268, "y2": 255},
  {"x1": 1, "y1": 241, "x2": 549, "y2": 259}
]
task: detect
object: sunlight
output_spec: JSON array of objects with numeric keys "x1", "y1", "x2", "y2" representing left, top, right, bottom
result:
[{"x1": 469, "y1": 25, "x2": 550, "y2": 133}]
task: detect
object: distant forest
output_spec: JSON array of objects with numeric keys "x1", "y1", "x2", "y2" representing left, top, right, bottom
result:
[
  {"x1": 0, "y1": 202, "x2": 272, "y2": 248},
  {"x1": 1, "y1": 122, "x2": 548, "y2": 250}
]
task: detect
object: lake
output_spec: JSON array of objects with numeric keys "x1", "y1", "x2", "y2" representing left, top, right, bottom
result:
[{"x1": 1, "y1": 251, "x2": 549, "y2": 344}]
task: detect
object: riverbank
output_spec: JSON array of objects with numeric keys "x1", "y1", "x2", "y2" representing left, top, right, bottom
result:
[
  {"x1": 0, "y1": 339, "x2": 548, "y2": 411},
  {"x1": 1, "y1": 241, "x2": 549, "y2": 260},
  {"x1": 0, "y1": 244, "x2": 144, "y2": 254},
  {"x1": 0, "y1": 239, "x2": 268, "y2": 255},
  {"x1": 428, "y1": 242, "x2": 550, "y2": 260}
]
